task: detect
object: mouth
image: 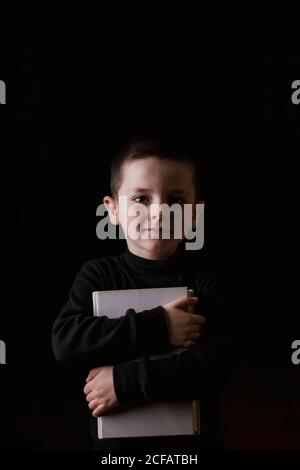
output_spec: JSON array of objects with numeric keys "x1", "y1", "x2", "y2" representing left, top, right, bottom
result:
[{"x1": 145, "y1": 228, "x2": 174, "y2": 237}]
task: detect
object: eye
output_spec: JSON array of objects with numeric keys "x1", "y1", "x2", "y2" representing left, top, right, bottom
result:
[{"x1": 132, "y1": 195, "x2": 150, "y2": 204}]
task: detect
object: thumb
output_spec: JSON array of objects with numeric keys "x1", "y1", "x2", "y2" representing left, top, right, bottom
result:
[{"x1": 172, "y1": 296, "x2": 198, "y2": 309}]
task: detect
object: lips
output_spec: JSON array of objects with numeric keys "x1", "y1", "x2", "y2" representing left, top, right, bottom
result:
[{"x1": 146, "y1": 228, "x2": 174, "y2": 236}]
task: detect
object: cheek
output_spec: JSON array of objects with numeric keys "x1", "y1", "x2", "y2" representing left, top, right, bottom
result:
[
  {"x1": 171, "y1": 212, "x2": 185, "y2": 231},
  {"x1": 183, "y1": 205, "x2": 197, "y2": 226},
  {"x1": 121, "y1": 208, "x2": 149, "y2": 239}
]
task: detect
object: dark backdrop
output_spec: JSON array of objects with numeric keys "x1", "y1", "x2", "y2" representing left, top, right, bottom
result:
[{"x1": 0, "y1": 30, "x2": 299, "y2": 452}]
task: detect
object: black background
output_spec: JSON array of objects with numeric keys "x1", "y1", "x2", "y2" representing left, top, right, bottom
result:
[{"x1": 0, "y1": 21, "x2": 299, "y2": 458}]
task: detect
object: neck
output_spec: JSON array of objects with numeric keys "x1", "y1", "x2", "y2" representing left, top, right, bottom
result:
[{"x1": 126, "y1": 242, "x2": 181, "y2": 261}]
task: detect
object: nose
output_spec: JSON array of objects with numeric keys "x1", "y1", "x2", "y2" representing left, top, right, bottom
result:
[
  {"x1": 149, "y1": 198, "x2": 174, "y2": 230},
  {"x1": 150, "y1": 202, "x2": 162, "y2": 221},
  {"x1": 150, "y1": 197, "x2": 168, "y2": 224}
]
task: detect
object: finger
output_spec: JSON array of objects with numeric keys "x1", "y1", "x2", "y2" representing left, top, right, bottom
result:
[
  {"x1": 92, "y1": 404, "x2": 106, "y2": 417},
  {"x1": 188, "y1": 331, "x2": 202, "y2": 341},
  {"x1": 192, "y1": 324, "x2": 205, "y2": 336},
  {"x1": 86, "y1": 391, "x2": 96, "y2": 402},
  {"x1": 185, "y1": 326, "x2": 201, "y2": 338},
  {"x1": 189, "y1": 329, "x2": 205, "y2": 342},
  {"x1": 88, "y1": 399, "x2": 99, "y2": 411},
  {"x1": 84, "y1": 382, "x2": 93, "y2": 395},
  {"x1": 190, "y1": 314, "x2": 206, "y2": 324}
]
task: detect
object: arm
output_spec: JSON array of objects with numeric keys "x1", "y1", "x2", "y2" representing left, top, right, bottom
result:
[
  {"x1": 113, "y1": 338, "x2": 227, "y2": 402},
  {"x1": 52, "y1": 261, "x2": 171, "y2": 367},
  {"x1": 112, "y1": 275, "x2": 228, "y2": 403}
]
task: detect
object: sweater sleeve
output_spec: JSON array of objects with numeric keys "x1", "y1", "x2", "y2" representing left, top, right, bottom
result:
[
  {"x1": 52, "y1": 261, "x2": 171, "y2": 367},
  {"x1": 113, "y1": 274, "x2": 228, "y2": 402}
]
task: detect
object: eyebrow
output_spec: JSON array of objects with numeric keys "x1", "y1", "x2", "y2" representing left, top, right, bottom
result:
[{"x1": 130, "y1": 188, "x2": 190, "y2": 195}]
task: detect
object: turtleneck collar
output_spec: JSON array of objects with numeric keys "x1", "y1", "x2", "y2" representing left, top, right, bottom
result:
[{"x1": 122, "y1": 244, "x2": 186, "y2": 277}]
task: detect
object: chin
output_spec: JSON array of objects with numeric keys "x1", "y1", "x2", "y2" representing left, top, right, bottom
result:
[{"x1": 143, "y1": 239, "x2": 179, "y2": 251}]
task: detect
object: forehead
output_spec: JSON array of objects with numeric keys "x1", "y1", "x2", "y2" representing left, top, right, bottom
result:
[{"x1": 120, "y1": 157, "x2": 194, "y2": 192}]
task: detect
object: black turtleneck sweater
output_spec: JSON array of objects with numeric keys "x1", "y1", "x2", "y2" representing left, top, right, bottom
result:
[{"x1": 52, "y1": 244, "x2": 227, "y2": 451}]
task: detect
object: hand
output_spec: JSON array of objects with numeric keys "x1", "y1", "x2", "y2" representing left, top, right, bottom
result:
[
  {"x1": 162, "y1": 296, "x2": 206, "y2": 348},
  {"x1": 83, "y1": 366, "x2": 119, "y2": 417}
]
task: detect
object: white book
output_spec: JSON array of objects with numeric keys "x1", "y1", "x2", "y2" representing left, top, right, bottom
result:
[{"x1": 92, "y1": 286, "x2": 200, "y2": 439}]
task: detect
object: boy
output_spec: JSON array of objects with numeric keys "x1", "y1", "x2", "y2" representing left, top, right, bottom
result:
[{"x1": 52, "y1": 134, "x2": 227, "y2": 452}]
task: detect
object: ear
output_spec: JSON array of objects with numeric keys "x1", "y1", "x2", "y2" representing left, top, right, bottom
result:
[{"x1": 103, "y1": 195, "x2": 119, "y2": 225}]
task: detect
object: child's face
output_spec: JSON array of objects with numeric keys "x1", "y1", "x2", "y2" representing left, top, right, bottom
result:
[{"x1": 105, "y1": 157, "x2": 198, "y2": 260}]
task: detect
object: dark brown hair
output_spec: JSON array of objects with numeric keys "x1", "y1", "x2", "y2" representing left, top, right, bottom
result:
[{"x1": 110, "y1": 134, "x2": 202, "y2": 201}]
